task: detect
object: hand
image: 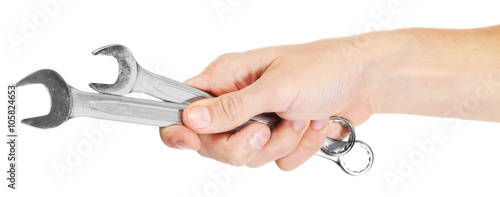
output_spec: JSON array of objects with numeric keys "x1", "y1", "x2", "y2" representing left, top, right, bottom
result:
[
  {"x1": 160, "y1": 37, "x2": 376, "y2": 170},
  {"x1": 160, "y1": 26, "x2": 500, "y2": 170}
]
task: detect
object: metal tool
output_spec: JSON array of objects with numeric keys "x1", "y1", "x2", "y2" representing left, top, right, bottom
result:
[
  {"x1": 89, "y1": 44, "x2": 280, "y2": 128},
  {"x1": 89, "y1": 44, "x2": 211, "y2": 104},
  {"x1": 16, "y1": 69, "x2": 281, "y2": 132},
  {"x1": 86, "y1": 44, "x2": 374, "y2": 175},
  {"x1": 17, "y1": 43, "x2": 375, "y2": 175},
  {"x1": 17, "y1": 69, "x2": 373, "y2": 175},
  {"x1": 316, "y1": 117, "x2": 374, "y2": 175},
  {"x1": 17, "y1": 69, "x2": 189, "y2": 128}
]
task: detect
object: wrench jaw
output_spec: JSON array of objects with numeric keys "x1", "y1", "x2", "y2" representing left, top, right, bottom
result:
[
  {"x1": 16, "y1": 69, "x2": 72, "y2": 129},
  {"x1": 89, "y1": 44, "x2": 138, "y2": 95}
]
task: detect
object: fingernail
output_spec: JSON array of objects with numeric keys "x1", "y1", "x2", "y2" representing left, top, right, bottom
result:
[
  {"x1": 175, "y1": 140, "x2": 193, "y2": 150},
  {"x1": 291, "y1": 120, "x2": 307, "y2": 131},
  {"x1": 249, "y1": 130, "x2": 268, "y2": 151},
  {"x1": 311, "y1": 119, "x2": 327, "y2": 130},
  {"x1": 187, "y1": 106, "x2": 211, "y2": 128}
]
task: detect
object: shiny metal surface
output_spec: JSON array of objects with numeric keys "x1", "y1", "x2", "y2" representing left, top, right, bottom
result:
[
  {"x1": 17, "y1": 69, "x2": 280, "y2": 132},
  {"x1": 18, "y1": 48, "x2": 375, "y2": 175},
  {"x1": 17, "y1": 69, "x2": 187, "y2": 128},
  {"x1": 89, "y1": 44, "x2": 279, "y2": 130},
  {"x1": 316, "y1": 140, "x2": 374, "y2": 176},
  {"x1": 316, "y1": 117, "x2": 374, "y2": 175},
  {"x1": 322, "y1": 117, "x2": 356, "y2": 156}
]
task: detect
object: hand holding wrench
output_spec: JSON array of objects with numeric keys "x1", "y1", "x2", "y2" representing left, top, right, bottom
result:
[
  {"x1": 17, "y1": 69, "x2": 373, "y2": 175},
  {"x1": 89, "y1": 44, "x2": 280, "y2": 129},
  {"x1": 17, "y1": 44, "x2": 374, "y2": 175}
]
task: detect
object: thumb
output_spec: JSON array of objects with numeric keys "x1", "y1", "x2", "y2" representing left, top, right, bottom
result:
[{"x1": 182, "y1": 84, "x2": 271, "y2": 134}]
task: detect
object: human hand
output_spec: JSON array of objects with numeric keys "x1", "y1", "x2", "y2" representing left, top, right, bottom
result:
[
  {"x1": 160, "y1": 36, "x2": 377, "y2": 170},
  {"x1": 160, "y1": 26, "x2": 500, "y2": 170}
]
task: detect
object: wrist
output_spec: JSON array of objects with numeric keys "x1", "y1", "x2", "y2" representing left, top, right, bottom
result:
[{"x1": 361, "y1": 29, "x2": 424, "y2": 115}]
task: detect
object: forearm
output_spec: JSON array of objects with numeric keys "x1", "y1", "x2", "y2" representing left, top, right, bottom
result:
[{"x1": 365, "y1": 26, "x2": 500, "y2": 122}]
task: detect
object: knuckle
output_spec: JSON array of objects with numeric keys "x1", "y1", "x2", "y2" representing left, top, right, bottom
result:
[
  {"x1": 218, "y1": 52, "x2": 238, "y2": 60},
  {"x1": 246, "y1": 162, "x2": 262, "y2": 168},
  {"x1": 274, "y1": 131, "x2": 304, "y2": 157},
  {"x1": 217, "y1": 94, "x2": 244, "y2": 122},
  {"x1": 297, "y1": 135, "x2": 321, "y2": 153},
  {"x1": 274, "y1": 140, "x2": 294, "y2": 158},
  {"x1": 226, "y1": 152, "x2": 247, "y2": 167},
  {"x1": 197, "y1": 149, "x2": 208, "y2": 158},
  {"x1": 197, "y1": 148, "x2": 213, "y2": 160},
  {"x1": 225, "y1": 145, "x2": 255, "y2": 166},
  {"x1": 211, "y1": 53, "x2": 238, "y2": 68}
]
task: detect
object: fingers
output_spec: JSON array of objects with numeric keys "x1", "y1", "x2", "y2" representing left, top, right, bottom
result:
[
  {"x1": 182, "y1": 48, "x2": 280, "y2": 134},
  {"x1": 159, "y1": 125, "x2": 201, "y2": 151},
  {"x1": 183, "y1": 84, "x2": 272, "y2": 134},
  {"x1": 273, "y1": 118, "x2": 355, "y2": 171},
  {"x1": 158, "y1": 117, "x2": 347, "y2": 171},
  {"x1": 184, "y1": 48, "x2": 278, "y2": 96},
  {"x1": 246, "y1": 120, "x2": 310, "y2": 168},
  {"x1": 326, "y1": 119, "x2": 350, "y2": 140},
  {"x1": 274, "y1": 119, "x2": 329, "y2": 171},
  {"x1": 197, "y1": 122, "x2": 271, "y2": 166}
]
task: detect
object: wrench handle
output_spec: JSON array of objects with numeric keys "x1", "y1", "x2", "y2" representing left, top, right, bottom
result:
[
  {"x1": 235, "y1": 113, "x2": 281, "y2": 131},
  {"x1": 133, "y1": 66, "x2": 212, "y2": 103},
  {"x1": 71, "y1": 88, "x2": 187, "y2": 126},
  {"x1": 132, "y1": 66, "x2": 282, "y2": 129},
  {"x1": 70, "y1": 88, "x2": 281, "y2": 130}
]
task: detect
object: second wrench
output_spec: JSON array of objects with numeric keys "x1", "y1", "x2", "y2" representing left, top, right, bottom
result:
[{"x1": 89, "y1": 44, "x2": 279, "y2": 129}]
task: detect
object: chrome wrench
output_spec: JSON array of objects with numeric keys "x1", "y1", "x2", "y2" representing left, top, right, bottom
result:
[{"x1": 87, "y1": 44, "x2": 374, "y2": 175}]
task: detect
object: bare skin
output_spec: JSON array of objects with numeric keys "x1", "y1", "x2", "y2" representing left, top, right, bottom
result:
[{"x1": 159, "y1": 25, "x2": 500, "y2": 170}]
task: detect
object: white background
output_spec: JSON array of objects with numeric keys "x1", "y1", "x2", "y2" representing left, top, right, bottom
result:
[{"x1": 2, "y1": 0, "x2": 500, "y2": 196}]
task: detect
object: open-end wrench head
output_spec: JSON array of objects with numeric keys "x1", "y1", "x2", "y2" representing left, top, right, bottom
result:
[
  {"x1": 89, "y1": 44, "x2": 138, "y2": 95},
  {"x1": 16, "y1": 69, "x2": 72, "y2": 129}
]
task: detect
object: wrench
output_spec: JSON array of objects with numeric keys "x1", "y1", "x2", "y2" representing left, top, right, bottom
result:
[
  {"x1": 88, "y1": 44, "x2": 279, "y2": 127},
  {"x1": 16, "y1": 69, "x2": 279, "y2": 131},
  {"x1": 89, "y1": 44, "x2": 212, "y2": 104},
  {"x1": 87, "y1": 44, "x2": 374, "y2": 175},
  {"x1": 17, "y1": 69, "x2": 373, "y2": 175},
  {"x1": 17, "y1": 69, "x2": 187, "y2": 128}
]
